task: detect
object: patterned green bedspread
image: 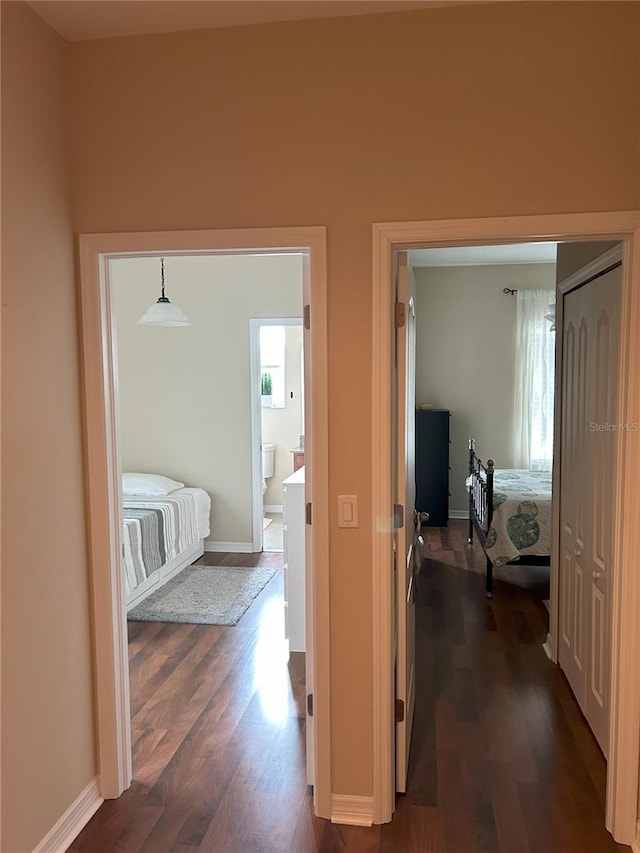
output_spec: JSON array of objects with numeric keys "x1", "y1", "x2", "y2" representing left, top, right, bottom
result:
[{"x1": 477, "y1": 469, "x2": 552, "y2": 567}]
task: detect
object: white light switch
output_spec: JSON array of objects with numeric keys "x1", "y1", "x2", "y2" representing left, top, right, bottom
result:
[{"x1": 338, "y1": 495, "x2": 359, "y2": 528}]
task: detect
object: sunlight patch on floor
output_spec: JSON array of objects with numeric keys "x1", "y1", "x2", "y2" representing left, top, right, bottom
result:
[{"x1": 252, "y1": 596, "x2": 290, "y2": 724}]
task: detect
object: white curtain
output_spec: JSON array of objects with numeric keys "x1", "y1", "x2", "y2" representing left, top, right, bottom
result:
[{"x1": 514, "y1": 289, "x2": 556, "y2": 471}]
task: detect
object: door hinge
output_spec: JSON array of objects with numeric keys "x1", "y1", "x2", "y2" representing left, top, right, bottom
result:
[
  {"x1": 395, "y1": 698, "x2": 405, "y2": 723},
  {"x1": 304, "y1": 304, "x2": 311, "y2": 330},
  {"x1": 305, "y1": 502, "x2": 312, "y2": 525},
  {"x1": 394, "y1": 503, "x2": 404, "y2": 529},
  {"x1": 307, "y1": 693, "x2": 314, "y2": 717},
  {"x1": 394, "y1": 301, "x2": 406, "y2": 328}
]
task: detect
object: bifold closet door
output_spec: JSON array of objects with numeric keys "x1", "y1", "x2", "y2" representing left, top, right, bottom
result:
[{"x1": 558, "y1": 263, "x2": 621, "y2": 757}]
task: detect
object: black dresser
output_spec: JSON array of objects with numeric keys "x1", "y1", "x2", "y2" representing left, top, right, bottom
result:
[{"x1": 415, "y1": 409, "x2": 450, "y2": 526}]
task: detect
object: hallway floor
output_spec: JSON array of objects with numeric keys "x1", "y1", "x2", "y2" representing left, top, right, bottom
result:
[
  {"x1": 68, "y1": 527, "x2": 628, "y2": 851},
  {"x1": 400, "y1": 521, "x2": 628, "y2": 853}
]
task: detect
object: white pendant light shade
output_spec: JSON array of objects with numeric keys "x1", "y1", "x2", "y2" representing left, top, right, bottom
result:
[
  {"x1": 137, "y1": 258, "x2": 191, "y2": 326},
  {"x1": 137, "y1": 300, "x2": 191, "y2": 326}
]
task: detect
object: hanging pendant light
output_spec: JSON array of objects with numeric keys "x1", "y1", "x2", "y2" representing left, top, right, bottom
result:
[{"x1": 137, "y1": 257, "x2": 191, "y2": 326}]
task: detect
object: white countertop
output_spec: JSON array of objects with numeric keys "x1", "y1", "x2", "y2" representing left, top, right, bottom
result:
[{"x1": 282, "y1": 465, "x2": 305, "y2": 485}]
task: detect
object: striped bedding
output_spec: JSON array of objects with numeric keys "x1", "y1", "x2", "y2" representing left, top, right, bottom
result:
[{"x1": 122, "y1": 492, "x2": 200, "y2": 596}]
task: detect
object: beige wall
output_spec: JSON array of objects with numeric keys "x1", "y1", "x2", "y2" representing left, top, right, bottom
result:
[
  {"x1": 111, "y1": 254, "x2": 302, "y2": 546},
  {"x1": 68, "y1": 3, "x2": 639, "y2": 793},
  {"x1": 262, "y1": 324, "x2": 304, "y2": 507},
  {"x1": 414, "y1": 263, "x2": 557, "y2": 513},
  {"x1": 2, "y1": 2, "x2": 639, "y2": 841},
  {"x1": 0, "y1": 4, "x2": 96, "y2": 852}
]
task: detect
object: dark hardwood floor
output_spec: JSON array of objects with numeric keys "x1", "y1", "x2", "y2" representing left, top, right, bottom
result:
[{"x1": 69, "y1": 525, "x2": 628, "y2": 852}]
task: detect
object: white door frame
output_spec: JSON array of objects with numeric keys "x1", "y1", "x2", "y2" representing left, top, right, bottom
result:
[
  {"x1": 78, "y1": 226, "x2": 331, "y2": 821},
  {"x1": 371, "y1": 211, "x2": 640, "y2": 844},
  {"x1": 249, "y1": 316, "x2": 304, "y2": 552}
]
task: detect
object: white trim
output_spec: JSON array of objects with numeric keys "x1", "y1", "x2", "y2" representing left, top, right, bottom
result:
[
  {"x1": 372, "y1": 212, "x2": 640, "y2": 843},
  {"x1": 605, "y1": 233, "x2": 640, "y2": 843},
  {"x1": 330, "y1": 794, "x2": 374, "y2": 827},
  {"x1": 448, "y1": 510, "x2": 468, "y2": 520},
  {"x1": 78, "y1": 237, "x2": 132, "y2": 798},
  {"x1": 302, "y1": 240, "x2": 331, "y2": 820},
  {"x1": 78, "y1": 226, "x2": 331, "y2": 821},
  {"x1": 264, "y1": 504, "x2": 283, "y2": 514},
  {"x1": 549, "y1": 265, "x2": 564, "y2": 666},
  {"x1": 371, "y1": 220, "x2": 395, "y2": 825},
  {"x1": 32, "y1": 778, "x2": 103, "y2": 853},
  {"x1": 557, "y1": 244, "x2": 623, "y2": 294},
  {"x1": 204, "y1": 540, "x2": 255, "y2": 554},
  {"x1": 249, "y1": 318, "x2": 264, "y2": 553}
]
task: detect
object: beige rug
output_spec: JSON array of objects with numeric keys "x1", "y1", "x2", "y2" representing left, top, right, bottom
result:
[{"x1": 127, "y1": 565, "x2": 277, "y2": 625}]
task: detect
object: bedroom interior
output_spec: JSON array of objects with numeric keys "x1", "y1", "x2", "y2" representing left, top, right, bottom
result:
[
  {"x1": 409, "y1": 238, "x2": 622, "y2": 773},
  {"x1": 110, "y1": 253, "x2": 305, "y2": 621},
  {"x1": 111, "y1": 254, "x2": 307, "y2": 639},
  {"x1": 111, "y1": 252, "x2": 304, "y2": 554}
]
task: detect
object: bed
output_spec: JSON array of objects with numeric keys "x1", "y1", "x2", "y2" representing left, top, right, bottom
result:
[
  {"x1": 122, "y1": 476, "x2": 211, "y2": 610},
  {"x1": 467, "y1": 439, "x2": 552, "y2": 596}
]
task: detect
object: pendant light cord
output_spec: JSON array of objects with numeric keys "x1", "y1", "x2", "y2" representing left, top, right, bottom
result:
[{"x1": 158, "y1": 257, "x2": 170, "y2": 303}]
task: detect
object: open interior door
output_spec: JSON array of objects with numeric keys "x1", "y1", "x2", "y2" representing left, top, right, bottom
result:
[{"x1": 394, "y1": 251, "x2": 417, "y2": 792}]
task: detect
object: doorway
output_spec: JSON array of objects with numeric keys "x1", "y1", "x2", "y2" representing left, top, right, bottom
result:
[
  {"x1": 250, "y1": 317, "x2": 305, "y2": 554},
  {"x1": 371, "y1": 211, "x2": 640, "y2": 844},
  {"x1": 78, "y1": 226, "x2": 331, "y2": 820}
]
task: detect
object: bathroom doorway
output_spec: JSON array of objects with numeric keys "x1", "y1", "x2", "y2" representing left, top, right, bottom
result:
[{"x1": 250, "y1": 318, "x2": 304, "y2": 552}]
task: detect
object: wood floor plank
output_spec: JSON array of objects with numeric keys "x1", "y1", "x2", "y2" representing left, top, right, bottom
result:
[{"x1": 69, "y1": 530, "x2": 629, "y2": 852}]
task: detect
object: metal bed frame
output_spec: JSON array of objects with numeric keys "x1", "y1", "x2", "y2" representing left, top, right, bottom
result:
[{"x1": 467, "y1": 438, "x2": 550, "y2": 597}]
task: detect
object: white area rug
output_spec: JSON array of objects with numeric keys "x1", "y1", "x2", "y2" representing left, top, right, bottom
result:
[{"x1": 127, "y1": 565, "x2": 277, "y2": 625}]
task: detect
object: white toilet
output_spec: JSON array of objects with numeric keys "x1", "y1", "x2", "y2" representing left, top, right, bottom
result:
[{"x1": 261, "y1": 443, "x2": 275, "y2": 496}]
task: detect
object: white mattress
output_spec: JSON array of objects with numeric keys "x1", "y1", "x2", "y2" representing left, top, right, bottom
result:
[{"x1": 173, "y1": 487, "x2": 211, "y2": 539}]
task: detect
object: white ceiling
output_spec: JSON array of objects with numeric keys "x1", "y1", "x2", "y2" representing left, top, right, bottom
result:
[
  {"x1": 26, "y1": 0, "x2": 474, "y2": 42},
  {"x1": 409, "y1": 242, "x2": 558, "y2": 268}
]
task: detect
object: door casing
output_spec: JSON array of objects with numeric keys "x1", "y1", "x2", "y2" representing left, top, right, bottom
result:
[
  {"x1": 371, "y1": 211, "x2": 640, "y2": 844},
  {"x1": 393, "y1": 251, "x2": 417, "y2": 792},
  {"x1": 78, "y1": 226, "x2": 330, "y2": 820},
  {"x1": 249, "y1": 316, "x2": 304, "y2": 553}
]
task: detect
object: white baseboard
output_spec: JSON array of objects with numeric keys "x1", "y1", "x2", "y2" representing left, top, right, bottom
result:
[
  {"x1": 264, "y1": 504, "x2": 283, "y2": 514},
  {"x1": 33, "y1": 777, "x2": 103, "y2": 853},
  {"x1": 330, "y1": 794, "x2": 374, "y2": 827},
  {"x1": 449, "y1": 510, "x2": 468, "y2": 520},
  {"x1": 204, "y1": 540, "x2": 255, "y2": 554}
]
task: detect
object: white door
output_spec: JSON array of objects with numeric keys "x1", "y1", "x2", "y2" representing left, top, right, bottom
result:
[
  {"x1": 559, "y1": 261, "x2": 621, "y2": 756},
  {"x1": 394, "y1": 251, "x2": 417, "y2": 791}
]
